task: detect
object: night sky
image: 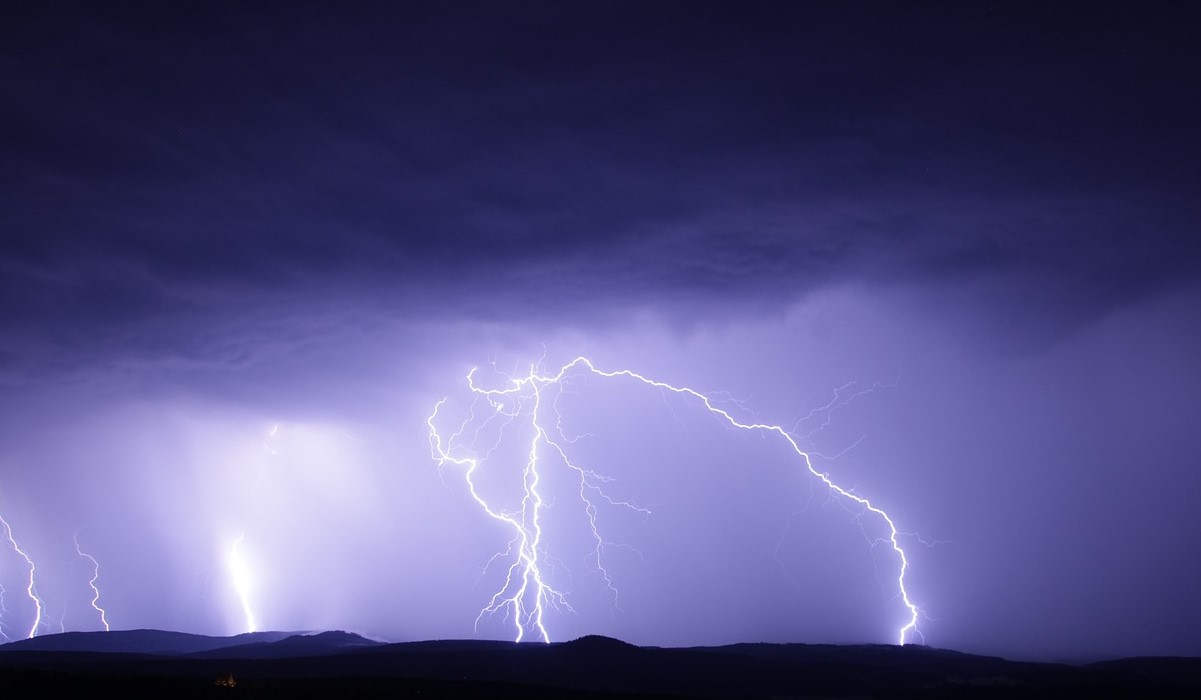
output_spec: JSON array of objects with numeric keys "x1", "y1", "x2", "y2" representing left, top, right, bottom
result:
[{"x1": 2, "y1": 2, "x2": 1200, "y2": 661}]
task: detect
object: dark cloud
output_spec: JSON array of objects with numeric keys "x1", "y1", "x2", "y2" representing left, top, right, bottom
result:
[
  {"x1": 5, "y1": 4, "x2": 1197, "y2": 308},
  {"x1": 0, "y1": 2, "x2": 1196, "y2": 389},
  {"x1": 0, "y1": 8, "x2": 1199, "y2": 656}
]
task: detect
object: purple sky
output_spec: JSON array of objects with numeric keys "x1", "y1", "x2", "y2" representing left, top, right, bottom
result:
[{"x1": 2, "y1": 2, "x2": 1199, "y2": 660}]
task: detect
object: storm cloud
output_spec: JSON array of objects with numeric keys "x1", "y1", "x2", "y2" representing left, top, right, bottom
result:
[{"x1": 1, "y1": 2, "x2": 1198, "y2": 659}]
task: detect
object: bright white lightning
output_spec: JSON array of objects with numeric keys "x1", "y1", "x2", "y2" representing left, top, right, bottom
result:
[
  {"x1": 0, "y1": 583, "x2": 9, "y2": 642},
  {"x1": 73, "y1": 531, "x2": 110, "y2": 632},
  {"x1": 228, "y1": 532, "x2": 257, "y2": 633},
  {"x1": 221, "y1": 423, "x2": 278, "y2": 634},
  {"x1": 0, "y1": 513, "x2": 45, "y2": 639},
  {"x1": 429, "y1": 356, "x2": 921, "y2": 645}
]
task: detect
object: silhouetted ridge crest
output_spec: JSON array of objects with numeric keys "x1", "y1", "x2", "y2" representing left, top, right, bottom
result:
[
  {"x1": 0, "y1": 629, "x2": 294, "y2": 655},
  {"x1": 186, "y1": 630, "x2": 385, "y2": 659},
  {"x1": 562, "y1": 634, "x2": 638, "y2": 651},
  {"x1": 5, "y1": 631, "x2": 1201, "y2": 696}
]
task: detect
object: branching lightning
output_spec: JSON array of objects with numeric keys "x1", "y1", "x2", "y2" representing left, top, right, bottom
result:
[
  {"x1": 74, "y1": 531, "x2": 110, "y2": 632},
  {"x1": 429, "y1": 356, "x2": 921, "y2": 645},
  {"x1": 0, "y1": 513, "x2": 45, "y2": 639}
]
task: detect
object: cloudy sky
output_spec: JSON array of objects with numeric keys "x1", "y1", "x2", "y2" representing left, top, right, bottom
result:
[{"x1": 2, "y1": 2, "x2": 1199, "y2": 660}]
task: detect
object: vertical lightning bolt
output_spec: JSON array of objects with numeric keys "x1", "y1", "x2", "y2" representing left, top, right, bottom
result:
[
  {"x1": 228, "y1": 531, "x2": 257, "y2": 633},
  {"x1": 220, "y1": 423, "x2": 278, "y2": 634},
  {"x1": 429, "y1": 376, "x2": 572, "y2": 643},
  {"x1": 0, "y1": 513, "x2": 45, "y2": 639},
  {"x1": 73, "y1": 531, "x2": 110, "y2": 632},
  {"x1": 0, "y1": 582, "x2": 9, "y2": 642},
  {"x1": 429, "y1": 357, "x2": 921, "y2": 645}
]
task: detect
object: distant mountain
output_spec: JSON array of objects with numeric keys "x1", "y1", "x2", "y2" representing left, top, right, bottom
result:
[
  {"x1": 0, "y1": 629, "x2": 295, "y2": 655},
  {"x1": 189, "y1": 630, "x2": 384, "y2": 659},
  {"x1": 562, "y1": 634, "x2": 639, "y2": 652}
]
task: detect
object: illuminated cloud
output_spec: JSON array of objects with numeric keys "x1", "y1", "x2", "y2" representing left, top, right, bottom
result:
[{"x1": 0, "y1": 3, "x2": 1198, "y2": 659}]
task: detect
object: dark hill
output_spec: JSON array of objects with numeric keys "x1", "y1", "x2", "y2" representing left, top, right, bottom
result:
[
  {"x1": 189, "y1": 630, "x2": 383, "y2": 659},
  {"x1": 2, "y1": 630, "x2": 1200, "y2": 698},
  {"x1": 0, "y1": 629, "x2": 294, "y2": 655},
  {"x1": 563, "y1": 634, "x2": 639, "y2": 652}
]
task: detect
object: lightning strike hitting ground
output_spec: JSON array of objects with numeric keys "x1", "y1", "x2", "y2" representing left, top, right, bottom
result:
[
  {"x1": 429, "y1": 357, "x2": 921, "y2": 645},
  {"x1": 228, "y1": 532, "x2": 257, "y2": 633},
  {"x1": 0, "y1": 513, "x2": 45, "y2": 639},
  {"x1": 74, "y1": 531, "x2": 110, "y2": 632},
  {"x1": 0, "y1": 583, "x2": 9, "y2": 642},
  {"x1": 221, "y1": 423, "x2": 277, "y2": 634}
]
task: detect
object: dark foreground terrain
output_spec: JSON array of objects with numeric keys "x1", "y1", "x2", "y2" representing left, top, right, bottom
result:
[{"x1": 2, "y1": 630, "x2": 1199, "y2": 698}]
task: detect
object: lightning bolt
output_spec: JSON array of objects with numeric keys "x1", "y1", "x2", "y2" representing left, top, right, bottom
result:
[
  {"x1": 228, "y1": 531, "x2": 257, "y2": 633},
  {"x1": 0, "y1": 512, "x2": 45, "y2": 639},
  {"x1": 429, "y1": 356, "x2": 921, "y2": 645},
  {"x1": 220, "y1": 423, "x2": 280, "y2": 634},
  {"x1": 74, "y1": 531, "x2": 110, "y2": 632},
  {"x1": 0, "y1": 583, "x2": 9, "y2": 642}
]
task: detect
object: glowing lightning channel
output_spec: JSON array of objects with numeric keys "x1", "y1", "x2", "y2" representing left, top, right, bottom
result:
[
  {"x1": 222, "y1": 423, "x2": 277, "y2": 634},
  {"x1": 428, "y1": 356, "x2": 921, "y2": 645},
  {"x1": 0, "y1": 513, "x2": 45, "y2": 639},
  {"x1": 73, "y1": 531, "x2": 110, "y2": 632},
  {"x1": 228, "y1": 532, "x2": 257, "y2": 633},
  {"x1": 0, "y1": 583, "x2": 10, "y2": 642}
]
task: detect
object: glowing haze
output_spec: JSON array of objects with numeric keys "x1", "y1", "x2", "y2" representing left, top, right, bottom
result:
[{"x1": 2, "y1": 2, "x2": 1200, "y2": 661}]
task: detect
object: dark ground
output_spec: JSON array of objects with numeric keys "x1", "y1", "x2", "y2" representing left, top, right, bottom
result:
[{"x1": 2, "y1": 631, "x2": 1201, "y2": 698}]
